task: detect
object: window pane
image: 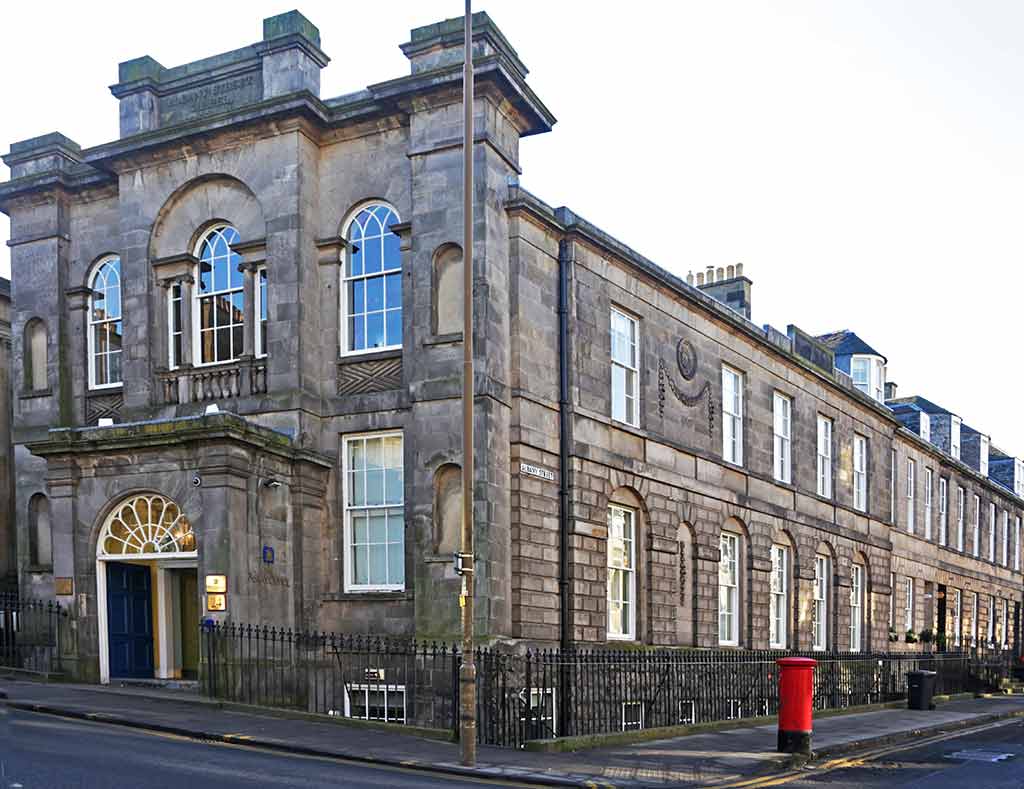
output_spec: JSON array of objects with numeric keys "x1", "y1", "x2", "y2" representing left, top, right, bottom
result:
[
  {"x1": 353, "y1": 544, "x2": 369, "y2": 585},
  {"x1": 365, "y1": 470, "x2": 385, "y2": 506},
  {"x1": 367, "y1": 312, "x2": 385, "y2": 349},
  {"x1": 369, "y1": 543, "x2": 387, "y2": 581},
  {"x1": 385, "y1": 309, "x2": 402, "y2": 347},
  {"x1": 352, "y1": 512, "x2": 368, "y2": 544},
  {"x1": 366, "y1": 276, "x2": 385, "y2": 311},
  {"x1": 388, "y1": 540, "x2": 404, "y2": 585},
  {"x1": 364, "y1": 236, "x2": 382, "y2": 274}
]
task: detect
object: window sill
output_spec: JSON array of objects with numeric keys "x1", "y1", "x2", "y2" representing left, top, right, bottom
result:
[
  {"x1": 324, "y1": 590, "x2": 412, "y2": 602},
  {"x1": 87, "y1": 384, "x2": 123, "y2": 394},
  {"x1": 338, "y1": 348, "x2": 402, "y2": 365},
  {"x1": 423, "y1": 333, "x2": 463, "y2": 347}
]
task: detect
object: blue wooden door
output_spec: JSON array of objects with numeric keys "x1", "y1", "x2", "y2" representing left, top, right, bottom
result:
[{"x1": 107, "y1": 562, "x2": 154, "y2": 678}]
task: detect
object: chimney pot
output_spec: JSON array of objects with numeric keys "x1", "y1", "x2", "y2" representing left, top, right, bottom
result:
[
  {"x1": 716, "y1": 267, "x2": 725, "y2": 281},
  {"x1": 736, "y1": 262, "x2": 744, "y2": 277},
  {"x1": 726, "y1": 264, "x2": 735, "y2": 279},
  {"x1": 687, "y1": 271, "x2": 694, "y2": 285},
  {"x1": 706, "y1": 265, "x2": 715, "y2": 283},
  {"x1": 696, "y1": 272, "x2": 705, "y2": 286}
]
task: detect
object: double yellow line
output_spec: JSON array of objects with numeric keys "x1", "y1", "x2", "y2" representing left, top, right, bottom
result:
[{"x1": 712, "y1": 715, "x2": 1021, "y2": 788}]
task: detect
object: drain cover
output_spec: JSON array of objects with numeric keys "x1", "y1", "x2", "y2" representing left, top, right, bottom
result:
[{"x1": 945, "y1": 750, "x2": 1015, "y2": 762}]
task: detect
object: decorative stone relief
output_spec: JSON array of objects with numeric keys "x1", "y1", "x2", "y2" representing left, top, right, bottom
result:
[
  {"x1": 658, "y1": 337, "x2": 714, "y2": 432},
  {"x1": 337, "y1": 357, "x2": 402, "y2": 396},
  {"x1": 85, "y1": 392, "x2": 124, "y2": 423}
]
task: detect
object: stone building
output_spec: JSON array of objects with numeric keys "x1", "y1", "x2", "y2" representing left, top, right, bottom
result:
[
  {"x1": 0, "y1": 276, "x2": 13, "y2": 591},
  {"x1": 0, "y1": 10, "x2": 1019, "y2": 684}
]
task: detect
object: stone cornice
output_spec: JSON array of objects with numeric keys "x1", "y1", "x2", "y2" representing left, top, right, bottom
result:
[{"x1": 27, "y1": 412, "x2": 333, "y2": 469}]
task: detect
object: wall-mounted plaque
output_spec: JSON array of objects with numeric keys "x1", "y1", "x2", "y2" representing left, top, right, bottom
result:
[
  {"x1": 205, "y1": 574, "x2": 227, "y2": 593},
  {"x1": 55, "y1": 577, "x2": 73, "y2": 596},
  {"x1": 206, "y1": 593, "x2": 227, "y2": 612}
]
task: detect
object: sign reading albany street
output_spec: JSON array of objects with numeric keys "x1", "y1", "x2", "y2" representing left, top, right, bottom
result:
[
  {"x1": 519, "y1": 462, "x2": 555, "y2": 482},
  {"x1": 159, "y1": 72, "x2": 262, "y2": 126}
]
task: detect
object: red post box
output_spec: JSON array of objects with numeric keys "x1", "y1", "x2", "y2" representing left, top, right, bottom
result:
[{"x1": 777, "y1": 657, "x2": 816, "y2": 754}]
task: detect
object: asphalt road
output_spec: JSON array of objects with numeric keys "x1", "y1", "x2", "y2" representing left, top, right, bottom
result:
[
  {"x1": 0, "y1": 707, "x2": 531, "y2": 789},
  {"x1": 774, "y1": 717, "x2": 1024, "y2": 788}
]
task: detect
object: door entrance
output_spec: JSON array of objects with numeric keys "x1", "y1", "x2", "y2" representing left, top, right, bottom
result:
[
  {"x1": 106, "y1": 562, "x2": 154, "y2": 679},
  {"x1": 937, "y1": 584, "x2": 948, "y2": 649},
  {"x1": 176, "y1": 569, "x2": 200, "y2": 680}
]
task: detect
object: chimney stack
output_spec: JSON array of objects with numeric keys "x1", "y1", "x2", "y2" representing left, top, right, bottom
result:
[
  {"x1": 696, "y1": 263, "x2": 753, "y2": 320},
  {"x1": 884, "y1": 381, "x2": 898, "y2": 401}
]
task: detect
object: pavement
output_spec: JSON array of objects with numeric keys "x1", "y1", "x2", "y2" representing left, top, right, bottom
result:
[{"x1": 2, "y1": 677, "x2": 1024, "y2": 787}]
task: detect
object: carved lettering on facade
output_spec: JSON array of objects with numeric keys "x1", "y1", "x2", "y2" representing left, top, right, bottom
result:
[
  {"x1": 248, "y1": 566, "x2": 290, "y2": 588},
  {"x1": 159, "y1": 73, "x2": 261, "y2": 126}
]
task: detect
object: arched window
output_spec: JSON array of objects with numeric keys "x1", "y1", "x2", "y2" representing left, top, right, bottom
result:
[
  {"x1": 607, "y1": 503, "x2": 637, "y2": 640},
  {"x1": 194, "y1": 225, "x2": 244, "y2": 365},
  {"x1": 29, "y1": 493, "x2": 52, "y2": 568},
  {"x1": 88, "y1": 257, "x2": 123, "y2": 388},
  {"x1": 341, "y1": 203, "x2": 402, "y2": 355},
  {"x1": 98, "y1": 494, "x2": 195, "y2": 558},
  {"x1": 433, "y1": 463, "x2": 462, "y2": 555},
  {"x1": 24, "y1": 318, "x2": 48, "y2": 391},
  {"x1": 432, "y1": 244, "x2": 463, "y2": 337}
]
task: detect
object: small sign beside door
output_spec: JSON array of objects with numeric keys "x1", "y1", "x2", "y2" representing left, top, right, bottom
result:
[{"x1": 206, "y1": 593, "x2": 227, "y2": 612}]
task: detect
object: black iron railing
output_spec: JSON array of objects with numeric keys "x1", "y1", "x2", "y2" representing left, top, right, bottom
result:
[
  {"x1": 199, "y1": 622, "x2": 1013, "y2": 748},
  {"x1": 0, "y1": 593, "x2": 66, "y2": 674}
]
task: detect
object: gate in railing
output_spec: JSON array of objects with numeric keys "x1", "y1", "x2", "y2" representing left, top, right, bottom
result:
[{"x1": 0, "y1": 593, "x2": 66, "y2": 674}]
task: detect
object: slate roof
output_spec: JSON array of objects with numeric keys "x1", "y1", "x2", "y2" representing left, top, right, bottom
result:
[
  {"x1": 886, "y1": 395, "x2": 953, "y2": 416},
  {"x1": 816, "y1": 330, "x2": 887, "y2": 363}
]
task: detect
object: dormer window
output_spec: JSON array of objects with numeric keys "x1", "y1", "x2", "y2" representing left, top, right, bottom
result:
[
  {"x1": 951, "y1": 416, "x2": 962, "y2": 461},
  {"x1": 851, "y1": 355, "x2": 885, "y2": 403},
  {"x1": 980, "y1": 436, "x2": 989, "y2": 477},
  {"x1": 919, "y1": 412, "x2": 931, "y2": 443},
  {"x1": 1015, "y1": 459, "x2": 1024, "y2": 498}
]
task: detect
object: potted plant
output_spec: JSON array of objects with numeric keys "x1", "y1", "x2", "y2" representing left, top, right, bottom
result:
[
  {"x1": 905, "y1": 629, "x2": 919, "y2": 644},
  {"x1": 889, "y1": 626, "x2": 900, "y2": 643}
]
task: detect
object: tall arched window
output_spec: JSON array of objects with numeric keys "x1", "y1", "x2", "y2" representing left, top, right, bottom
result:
[
  {"x1": 194, "y1": 225, "x2": 244, "y2": 365},
  {"x1": 341, "y1": 203, "x2": 402, "y2": 355},
  {"x1": 24, "y1": 318, "x2": 48, "y2": 392},
  {"x1": 29, "y1": 493, "x2": 52, "y2": 568},
  {"x1": 88, "y1": 256, "x2": 123, "y2": 388}
]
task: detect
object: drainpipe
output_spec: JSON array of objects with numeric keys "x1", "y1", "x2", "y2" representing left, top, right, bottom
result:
[
  {"x1": 557, "y1": 236, "x2": 572, "y2": 653},
  {"x1": 557, "y1": 235, "x2": 572, "y2": 736}
]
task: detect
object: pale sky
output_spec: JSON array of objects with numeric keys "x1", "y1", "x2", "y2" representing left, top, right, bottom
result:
[{"x1": 2, "y1": 2, "x2": 1022, "y2": 456}]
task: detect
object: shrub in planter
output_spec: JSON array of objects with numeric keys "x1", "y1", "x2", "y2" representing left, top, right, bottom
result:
[
  {"x1": 918, "y1": 628, "x2": 934, "y2": 644},
  {"x1": 905, "y1": 629, "x2": 919, "y2": 643},
  {"x1": 889, "y1": 626, "x2": 900, "y2": 643}
]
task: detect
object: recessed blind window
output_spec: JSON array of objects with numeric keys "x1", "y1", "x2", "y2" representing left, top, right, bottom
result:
[
  {"x1": 344, "y1": 432, "x2": 405, "y2": 591},
  {"x1": 773, "y1": 393, "x2": 792, "y2": 484},
  {"x1": 816, "y1": 416, "x2": 833, "y2": 498},
  {"x1": 769, "y1": 544, "x2": 788, "y2": 649},
  {"x1": 718, "y1": 532, "x2": 739, "y2": 646},
  {"x1": 722, "y1": 367, "x2": 743, "y2": 466},
  {"x1": 607, "y1": 505, "x2": 636, "y2": 640},
  {"x1": 853, "y1": 435, "x2": 867, "y2": 512},
  {"x1": 812, "y1": 555, "x2": 829, "y2": 651},
  {"x1": 610, "y1": 308, "x2": 639, "y2": 426}
]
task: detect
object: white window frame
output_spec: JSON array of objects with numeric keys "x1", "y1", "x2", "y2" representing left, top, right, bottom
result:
[
  {"x1": 989, "y1": 502, "x2": 997, "y2": 562},
  {"x1": 951, "y1": 589, "x2": 962, "y2": 647},
  {"x1": 1015, "y1": 459, "x2": 1024, "y2": 498},
  {"x1": 769, "y1": 544, "x2": 789, "y2": 649},
  {"x1": 718, "y1": 532, "x2": 740, "y2": 646},
  {"x1": 610, "y1": 307, "x2": 640, "y2": 427},
  {"x1": 772, "y1": 392, "x2": 792, "y2": 484},
  {"x1": 850, "y1": 354, "x2": 885, "y2": 403},
  {"x1": 812, "y1": 554, "x2": 829, "y2": 651},
  {"x1": 342, "y1": 431, "x2": 405, "y2": 593},
  {"x1": 980, "y1": 436, "x2": 989, "y2": 477},
  {"x1": 722, "y1": 366, "x2": 744, "y2": 466},
  {"x1": 193, "y1": 224, "x2": 246, "y2": 367},
  {"x1": 1015, "y1": 516, "x2": 1021, "y2": 572},
  {"x1": 816, "y1": 416, "x2": 833, "y2": 498},
  {"x1": 951, "y1": 416, "x2": 961, "y2": 460},
  {"x1": 621, "y1": 702, "x2": 644, "y2": 732},
  {"x1": 972, "y1": 494, "x2": 980, "y2": 557},
  {"x1": 906, "y1": 459, "x2": 915, "y2": 533},
  {"x1": 849, "y1": 564, "x2": 864, "y2": 652},
  {"x1": 919, "y1": 412, "x2": 931, "y2": 443},
  {"x1": 971, "y1": 591, "x2": 979, "y2": 647},
  {"x1": 167, "y1": 282, "x2": 184, "y2": 370},
  {"x1": 853, "y1": 435, "x2": 868, "y2": 513},
  {"x1": 339, "y1": 202, "x2": 403, "y2": 357},
  {"x1": 1001, "y1": 599, "x2": 1008, "y2": 647},
  {"x1": 904, "y1": 577, "x2": 914, "y2": 634},
  {"x1": 607, "y1": 504, "x2": 637, "y2": 641},
  {"x1": 86, "y1": 255, "x2": 123, "y2": 390},
  {"x1": 255, "y1": 266, "x2": 268, "y2": 359},
  {"x1": 987, "y1": 595, "x2": 996, "y2": 644},
  {"x1": 956, "y1": 486, "x2": 965, "y2": 552},
  {"x1": 938, "y1": 478, "x2": 948, "y2": 546},
  {"x1": 924, "y1": 468, "x2": 933, "y2": 540},
  {"x1": 344, "y1": 683, "x2": 406, "y2": 723},
  {"x1": 890, "y1": 448, "x2": 897, "y2": 523},
  {"x1": 1001, "y1": 510, "x2": 1009, "y2": 567}
]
